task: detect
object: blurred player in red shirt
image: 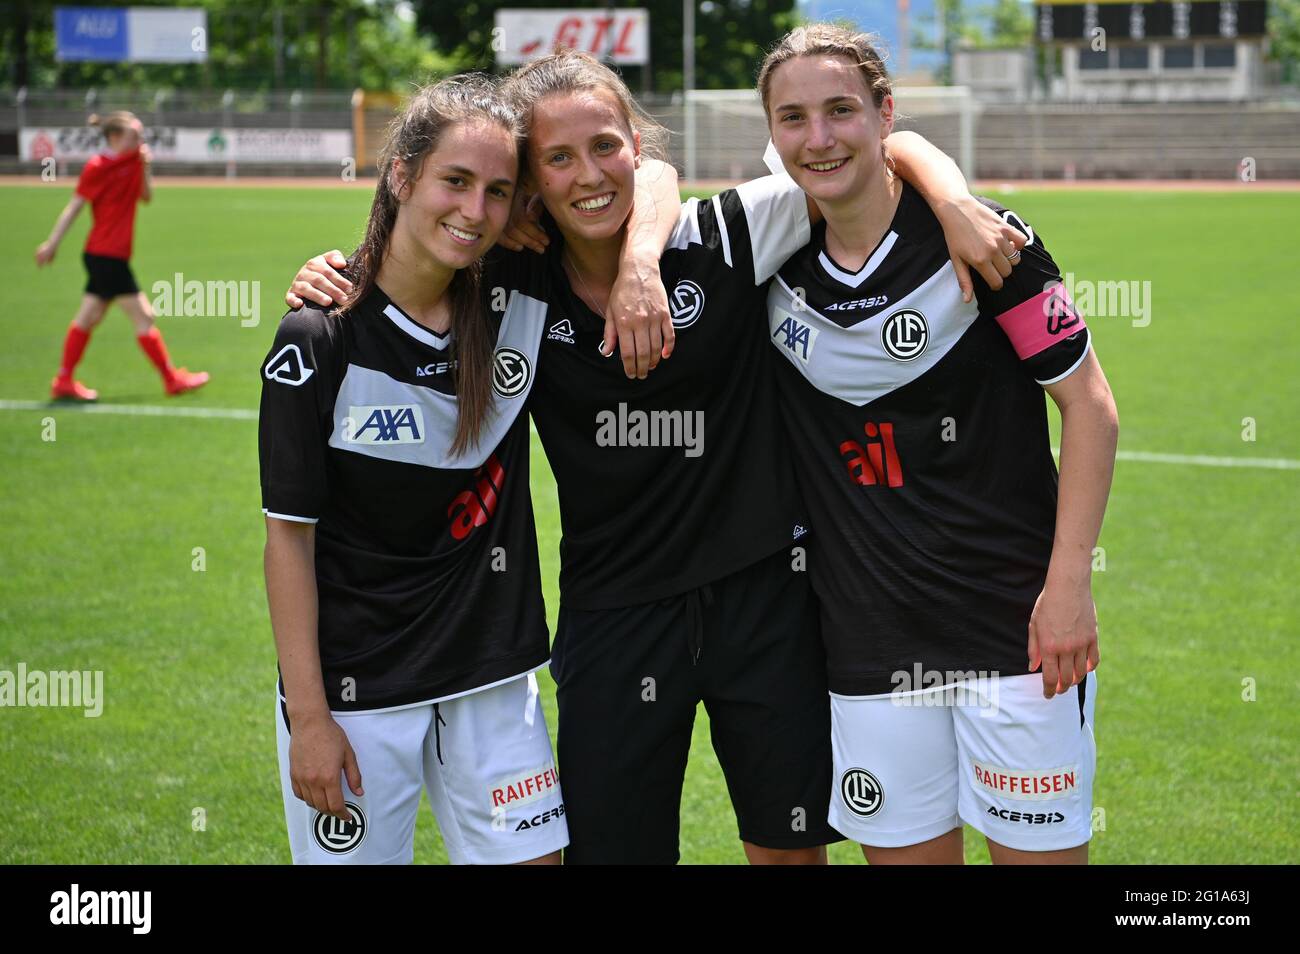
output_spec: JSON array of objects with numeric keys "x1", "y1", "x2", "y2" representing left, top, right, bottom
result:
[{"x1": 35, "y1": 111, "x2": 208, "y2": 401}]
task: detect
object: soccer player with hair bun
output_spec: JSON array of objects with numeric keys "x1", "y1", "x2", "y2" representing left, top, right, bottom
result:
[
  {"x1": 36, "y1": 110, "x2": 208, "y2": 401},
  {"x1": 759, "y1": 23, "x2": 1119, "y2": 864}
]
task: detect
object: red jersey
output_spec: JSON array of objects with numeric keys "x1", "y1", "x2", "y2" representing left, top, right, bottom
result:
[{"x1": 75, "y1": 148, "x2": 144, "y2": 260}]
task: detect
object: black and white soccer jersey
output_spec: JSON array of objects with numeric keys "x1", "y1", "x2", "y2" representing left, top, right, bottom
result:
[
  {"x1": 767, "y1": 183, "x2": 1091, "y2": 695},
  {"x1": 258, "y1": 280, "x2": 550, "y2": 711},
  {"x1": 510, "y1": 175, "x2": 812, "y2": 610}
]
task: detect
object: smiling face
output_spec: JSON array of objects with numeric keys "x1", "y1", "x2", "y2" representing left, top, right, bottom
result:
[
  {"x1": 766, "y1": 54, "x2": 894, "y2": 208},
  {"x1": 525, "y1": 88, "x2": 641, "y2": 245},
  {"x1": 391, "y1": 118, "x2": 519, "y2": 272}
]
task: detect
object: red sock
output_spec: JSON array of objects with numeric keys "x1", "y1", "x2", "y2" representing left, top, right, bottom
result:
[
  {"x1": 136, "y1": 326, "x2": 176, "y2": 382},
  {"x1": 57, "y1": 323, "x2": 92, "y2": 381}
]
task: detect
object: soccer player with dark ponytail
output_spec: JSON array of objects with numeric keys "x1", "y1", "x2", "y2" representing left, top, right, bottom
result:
[{"x1": 36, "y1": 110, "x2": 208, "y2": 401}]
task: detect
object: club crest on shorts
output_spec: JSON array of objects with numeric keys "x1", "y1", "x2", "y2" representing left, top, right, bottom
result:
[
  {"x1": 841, "y1": 768, "x2": 884, "y2": 817},
  {"x1": 670, "y1": 280, "x2": 705, "y2": 329},
  {"x1": 492, "y1": 347, "x2": 532, "y2": 398},
  {"x1": 880, "y1": 309, "x2": 928, "y2": 361},
  {"x1": 313, "y1": 802, "x2": 367, "y2": 854}
]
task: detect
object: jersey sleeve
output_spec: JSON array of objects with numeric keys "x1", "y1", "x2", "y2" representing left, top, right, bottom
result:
[
  {"x1": 972, "y1": 200, "x2": 1091, "y2": 386},
  {"x1": 258, "y1": 306, "x2": 341, "y2": 523},
  {"x1": 672, "y1": 174, "x2": 811, "y2": 286},
  {"x1": 75, "y1": 159, "x2": 103, "y2": 202}
]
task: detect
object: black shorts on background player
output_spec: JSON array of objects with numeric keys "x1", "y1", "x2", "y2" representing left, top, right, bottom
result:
[
  {"x1": 552, "y1": 548, "x2": 836, "y2": 864},
  {"x1": 83, "y1": 252, "x2": 139, "y2": 299}
]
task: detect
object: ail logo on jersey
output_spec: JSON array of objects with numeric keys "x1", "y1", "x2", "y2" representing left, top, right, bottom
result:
[
  {"x1": 772, "y1": 311, "x2": 819, "y2": 364},
  {"x1": 840, "y1": 421, "x2": 904, "y2": 489},
  {"x1": 669, "y1": 279, "x2": 705, "y2": 329},
  {"x1": 447, "y1": 453, "x2": 505, "y2": 541},
  {"x1": 492, "y1": 347, "x2": 532, "y2": 398},
  {"x1": 971, "y1": 759, "x2": 1077, "y2": 802},
  {"x1": 880, "y1": 309, "x2": 928, "y2": 361},
  {"x1": 263, "y1": 343, "x2": 314, "y2": 386},
  {"x1": 841, "y1": 768, "x2": 884, "y2": 817},
  {"x1": 489, "y1": 764, "x2": 560, "y2": 809},
  {"x1": 824, "y1": 294, "x2": 889, "y2": 312},
  {"x1": 343, "y1": 405, "x2": 425, "y2": 445},
  {"x1": 312, "y1": 802, "x2": 367, "y2": 854},
  {"x1": 547, "y1": 318, "x2": 576, "y2": 344}
]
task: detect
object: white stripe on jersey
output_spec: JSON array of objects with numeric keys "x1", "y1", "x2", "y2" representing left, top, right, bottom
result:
[
  {"x1": 768, "y1": 261, "x2": 978, "y2": 407},
  {"x1": 817, "y1": 231, "x2": 900, "y2": 289},
  {"x1": 1034, "y1": 328, "x2": 1092, "y2": 386},
  {"x1": 736, "y1": 174, "x2": 812, "y2": 284},
  {"x1": 384, "y1": 303, "x2": 453, "y2": 350},
  {"x1": 710, "y1": 193, "x2": 733, "y2": 269},
  {"x1": 666, "y1": 198, "x2": 703, "y2": 252},
  {"x1": 327, "y1": 289, "x2": 546, "y2": 470},
  {"x1": 262, "y1": 509, "x2": 319, "y2": 524}
]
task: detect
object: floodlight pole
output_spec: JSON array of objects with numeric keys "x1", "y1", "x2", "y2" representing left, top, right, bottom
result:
[{"x1": 683, "y1": 0, "x2": 696, "y2": 183}]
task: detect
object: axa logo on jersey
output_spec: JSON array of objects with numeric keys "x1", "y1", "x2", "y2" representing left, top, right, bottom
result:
[
  {"x1": 839, "y1": 421, "x2": 904, "y2": 488},
  {"x1": 343, "y1": 405, "x2": 424, "y2": 445},
  {"x1": 772, "y1": 310, "x2": 819, "y2": 364}
]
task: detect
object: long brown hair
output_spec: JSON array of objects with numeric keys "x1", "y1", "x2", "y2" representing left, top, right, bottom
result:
[
  {"x1": 502, "y1": 49, "x2": 669, "y2": 168},
  {"x1": 343, "y1": 75, "x2": 522, "y2": 457},
  {"x1": 756, "y1": 23, "x2": 892, "y2": 117}
]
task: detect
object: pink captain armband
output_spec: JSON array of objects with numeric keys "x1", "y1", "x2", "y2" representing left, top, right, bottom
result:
[{"x1": 993, "y1": 283, "x2": 1087, "y2": 360}]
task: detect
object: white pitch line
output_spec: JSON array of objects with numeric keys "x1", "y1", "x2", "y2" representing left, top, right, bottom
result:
[
  {"x1": 0, "y1": 399, "x2": 256, "y2": 420},
  {"x1": 2, "y1": 400, "x2": 1296, "y2": 470},
  {"x1": 1052, "y1": 446, "x2": 1300, "y2": 470},
  {"x1": 1114, "y1": 449, "x2": 1300, "y2": 471}
]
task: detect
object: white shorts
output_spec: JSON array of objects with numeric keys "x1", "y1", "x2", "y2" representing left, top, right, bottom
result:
[
  {"x1": 276, "y1": 672, "x2": 568, "y2": 864},
  {"x1": 829, "y1": 672, "x2": 1097, "y2": 853}
]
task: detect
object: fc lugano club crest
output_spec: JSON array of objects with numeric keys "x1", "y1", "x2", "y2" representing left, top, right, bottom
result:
[
  {"x1": 840, "y1": 768, "x2": 884, "y2": 817},
  {"x1": 880, "y1": 309, "x2": 928, "y2": 362},
  {"x1": 669, "y1": 280, "x2": 705, "y2": 329},
  {"x1": 492, "y1": 347, "x2": 532, "y2": 398},
  {"x1": 313, "y1": 802, "x2": 367, "y2": 854}
]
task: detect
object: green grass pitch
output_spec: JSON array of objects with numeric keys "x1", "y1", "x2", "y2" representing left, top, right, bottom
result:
[{"x1": 0, "y1": 182, "x2": 1296, "y2": 863}]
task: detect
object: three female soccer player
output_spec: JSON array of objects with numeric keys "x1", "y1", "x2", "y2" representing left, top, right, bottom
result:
[
  {"x1": 757, "y1": 24, "x2": 1118, "y2": 864},
  {"x1": 283, "y1": 49, "x2": 1022, "y2": 864},
  {"x1": 35, "y1": 110, "x2": 208, "y2": 401}
]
